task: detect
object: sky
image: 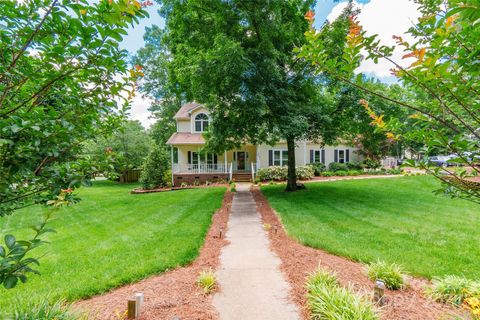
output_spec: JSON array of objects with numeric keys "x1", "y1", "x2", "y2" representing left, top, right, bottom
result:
[{"x1": 122, "y1": 0, "x2": 420, "y2": 128}]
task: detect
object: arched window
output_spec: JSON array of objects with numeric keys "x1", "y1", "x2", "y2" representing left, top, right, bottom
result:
[{"x1": 194, "y1": 113, "x2": 209, "y2": 132}]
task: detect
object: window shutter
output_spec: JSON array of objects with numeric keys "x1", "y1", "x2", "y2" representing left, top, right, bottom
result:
[
  {"x1": 268, "y1": 150, "x2": 273, "y2": 166},
  {"x1": 188, "y1": 151, "x2": 191, "y2": 164},
  {"x1": 346, "y1": 149, "x2": 350, "y2": 162},
  {"x1": 310, "y1": 150, "x2": 314, "y2": 163},
  {"x1": 214, "y1": 154, "x2": 218, "y2": 164},
  {"x1": 321, "y1": 149, "x2": 325, "y2": 164},
  {"x1": 334, "y1": 149, "x2": 338, "y2": 162},
  {"x1": 233, "y1": 152, "x2": 236, "y2": 160}
]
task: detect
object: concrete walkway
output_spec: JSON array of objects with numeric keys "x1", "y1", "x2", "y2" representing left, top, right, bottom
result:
[{"x1": 213, "y1": 183, "x2": 299, "y2": 320}]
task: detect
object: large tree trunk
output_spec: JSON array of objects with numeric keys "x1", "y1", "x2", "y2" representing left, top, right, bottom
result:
[{"x1": 285, "y1": 137, "x2": 297, "y2": 192}]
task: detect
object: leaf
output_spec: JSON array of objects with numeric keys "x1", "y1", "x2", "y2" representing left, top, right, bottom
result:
[
  {"x1": 3, "y1": 276, "x2": 18, "y2": 289},
  {"x1": 4, "y1": 235, "x2": 15, "y2": 249},
  {"x1": 0, "y1": 246, "x2": 5, "y2": 257}
]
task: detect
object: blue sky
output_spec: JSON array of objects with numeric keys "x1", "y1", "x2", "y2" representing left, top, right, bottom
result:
[{"x1": 119, "y1": 0, "x2": 371, "y2": 53}]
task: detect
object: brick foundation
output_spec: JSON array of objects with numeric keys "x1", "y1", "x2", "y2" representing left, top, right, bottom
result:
[{"x1": 173, "y1": 173, "x2": 229, "y2": 186}]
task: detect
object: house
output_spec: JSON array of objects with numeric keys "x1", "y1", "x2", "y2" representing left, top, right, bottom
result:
[{"x1": 166, "y1": 102, "x2": 362, "y2": 185}]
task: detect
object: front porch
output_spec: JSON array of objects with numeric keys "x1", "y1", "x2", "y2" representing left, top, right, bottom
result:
[{"x1": 171, "y1": 144, "x2": 258, "y2": 185}]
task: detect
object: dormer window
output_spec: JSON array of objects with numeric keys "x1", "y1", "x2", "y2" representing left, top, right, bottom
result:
[{"x1": 194, "y1": 113, "x2": 209, "y2": 132}]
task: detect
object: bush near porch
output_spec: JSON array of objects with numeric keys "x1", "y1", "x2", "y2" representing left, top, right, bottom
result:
[
  {"x1": 256, "y1": 166, "x2": 314, "y2": 181},
  {"x1": 0, "y1": 181, "x2": 226, "y2": 313},
  {"x1": 261, "y1": 176, "x2": 480, "y2": 279}
]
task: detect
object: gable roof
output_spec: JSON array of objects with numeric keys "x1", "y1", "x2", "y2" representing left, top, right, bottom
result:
[
  {"x1": 166, "y1": 132, "x2": 205, "y2": 145},
  {"x1": 174, "y1": 102, "x2": 205, "y2": 120}
]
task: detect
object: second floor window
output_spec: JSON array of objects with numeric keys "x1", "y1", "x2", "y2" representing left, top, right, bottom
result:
[{"x1": 195, "y1": 113, "x2": 209, "y2": 132}]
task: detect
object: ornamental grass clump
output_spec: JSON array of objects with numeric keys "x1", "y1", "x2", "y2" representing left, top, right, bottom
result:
[
  {"x1": 306, "y1": 269, "x2": 378, "y2": 320},
  {"x1": 12, "y1": 298, "x2": 87, "y2": 320},
  {"x1": 426, "y1": 275, "x2": 480, "y2": 306},
  {"x1": 197, "y1": 269, "x2": 217, "y2": 294},
  {"x1": 366, "y1": 260, "x2": 407, "y2": 290}
]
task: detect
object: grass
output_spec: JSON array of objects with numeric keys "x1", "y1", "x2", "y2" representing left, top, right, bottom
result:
[
  {"x1": 306, "y1": 269, "x2": 378, "y2": 320},
  {"x1": 261, "y1": 176, "x2": 480, "y2": 279},
  {"x1": 0, "y1": 181, "x2": 225, "y2": 313}
]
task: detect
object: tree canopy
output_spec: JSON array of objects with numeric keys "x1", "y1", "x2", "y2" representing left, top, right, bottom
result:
[
  {"x1": 0, "y1": 0, "x2": 147, "y2": 288},
  {"x1": 299, "y1": 0, "x2": 480, "y2": 202}
]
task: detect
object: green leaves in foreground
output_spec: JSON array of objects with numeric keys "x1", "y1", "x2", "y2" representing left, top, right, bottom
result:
[
  {"x1": 0, "y1": 216, "x2": 55, "y2": 289},
  {"x1": 305, "y1": 269, "x2": 378, "y2": 320}
]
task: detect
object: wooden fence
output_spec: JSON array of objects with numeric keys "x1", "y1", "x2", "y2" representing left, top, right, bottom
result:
[{"x1": 119, "y1": 169, "x2": 142, "y2": 183}]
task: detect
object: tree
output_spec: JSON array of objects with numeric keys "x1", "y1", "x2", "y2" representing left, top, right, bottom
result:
[
  {"x1": 139, "y1": 145, "x2": 170, "y2": 189},
  {"x1": 134, "y1": 25, "x2": 183, "y2": 146},
  {"x1": 0, "y1": 0, "x2": 147, "y2": 288},
  {"x1": 298, "y1": 0, "x2": 480, "y2": 202},
  {"x1": 150, "y1": 0, "x2": 360, "y2": 191},
  {"x1": 83, "y1": 120, "x2": 152, "y2": 180}
]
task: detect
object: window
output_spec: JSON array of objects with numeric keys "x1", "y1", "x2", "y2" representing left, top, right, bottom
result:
[
  {"x1": 206, "y1": 153, "x2": 217, "y2": 165},
  {"x1": 194, "y1": 113, "x2": 209, "y2": 132},
  {"x1": 272, "y1": 150, "x2": 288, "y2": 166},
  {"x1": 338, "y1": 150, "x2": 345, "y2": 163},
  {"x1": 310, "y1": 149, "x2": 325, "y2": 164},
  {"x1": 191, "y1": 152, "x2": 199, "y2": 165}
]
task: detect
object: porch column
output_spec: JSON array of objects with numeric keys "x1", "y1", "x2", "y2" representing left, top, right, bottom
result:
[
  {"x1": 224, "y1": 151, "x2": 227, "y2": 173},
  {"x1": 170, "y1": 146, "x2": 174, "y2": 186}
]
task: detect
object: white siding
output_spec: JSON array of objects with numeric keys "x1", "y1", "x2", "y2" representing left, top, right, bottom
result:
[{"x1": 177, "y1": 120, "x2": 190, "y2": 133}]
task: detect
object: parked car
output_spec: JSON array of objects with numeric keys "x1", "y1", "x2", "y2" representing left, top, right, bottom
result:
[{"x1": 428, "y1": 155, "x2": 455, "y2": 167}]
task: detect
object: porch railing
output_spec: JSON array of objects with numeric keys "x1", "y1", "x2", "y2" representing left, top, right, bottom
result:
[{"x1": 173, "y1": 163, "x2": 227, "y2": 174}]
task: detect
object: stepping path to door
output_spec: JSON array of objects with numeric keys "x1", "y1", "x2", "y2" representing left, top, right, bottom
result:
[{"x1": 213, "y1": 183, "x2": 299, "y2": 320}]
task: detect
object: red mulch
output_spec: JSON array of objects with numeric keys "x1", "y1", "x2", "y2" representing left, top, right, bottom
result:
[
  {"x1": 131, "y1": 183, "x2": 229, "y2": 194},
  {"x1": 75, "y1": 192, "x2": 233, "y2": 320},
  {"x1": 251, "y1": 187, "x2": 470, "y2": 320}
]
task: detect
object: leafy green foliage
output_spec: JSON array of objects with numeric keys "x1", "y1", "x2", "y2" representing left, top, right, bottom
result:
[
  {"x1": 0, "y1": 215, "x2": 54, "y2": 289},
  {"x1": 308, "y1": 163, "x2": 326, "y2": 176},
  {"x1": 0, "y1": 181, "x2": 225, "y2": 311},
  {"x1": 426, "y1": 276, "x2": 480, "y2": 306},
  {"x1": 196, "y1": 269, "x2": 216, "y2": 295},
  {"x1": 366, "y1": 260, "x2": 406, "y2": 290},
  {"x1": 328, "y1": 162, "x2": 348, "y2": 172},
  {"x1": 256, "y1": 166, "x2": 314, "y2": 182},
  {"x1": 12, "y1": 298, "x2": 86, "y2": 320},
  {"x1": 298, "y1": 0, "x2": 480, "y2": 202},
  {"x1": 139, "y1": 145, "x2": 170, "y2": 189},
  {"x1": 306, "y1": 268, "x2": 378, "y2": 320},
  {"x1": 261, "y1": 176, "x2": 480, "y2": 279},
  {"x1": 83, "y1": 120, "x2": 152, "y2": 180}
]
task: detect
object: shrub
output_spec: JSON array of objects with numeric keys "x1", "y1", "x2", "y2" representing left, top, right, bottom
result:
[
  {"x1": 363, "y1": 159, "x2": 381, "y2": 169},
  {"x1": 426, "y1": 275, "x2": 480, "y2": 305},
  {"x1": 306, "y1": 269, "x2": 378, "y2": 320},
  {"x1": 309, "y1": 163, "x2": 326, "y2": 176},
  {"x1": 256, "y1": 166, "x2": 314, "y2": 181},
  {"x1": 328, "y1": 162, "x2": 348, "y2": 172},
  {"x1": 366, "y1": 260, "x2": 406, "y2": 290},
  {"x1": 335, "y1": 170, "x2": 348, "y2": 176},
  {"x1": 197, "y1": 269, "x2": 216, "y2": 294},
  {"x1": 256, "y1": 166, "x2": 287, "y2": 181},
  {"x1": 347, "y1": 170, "x2": 362, "y2": 176},
  {"x1": 139, "y1": 145, "x2": 170, "y2": 190},
  {"x1": 321, "y1": 171, "x2": 334, "y2": 177},
  {"x1": 386, "y1": 168, "x2": 401, "y2": 175},
  {"x1": 346, "y1": 161, "x2": 363, "y2": 170},
  {"x1": 230, "y1": 182, "x2": 237, "y2": 192},
  {"x1": 296, "y1": 166, "x2": 315, "y2": 180},
  {"x1": 13, "y1": 298, "x2": 86, "y2": 320}
]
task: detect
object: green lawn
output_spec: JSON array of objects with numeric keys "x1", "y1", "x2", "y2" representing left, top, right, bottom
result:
[
  {"x1": 261, "y1": 176, "x2": 480, "y2": 279},
  {"x1": 0, "y1": 181, "x2": 225, "y2": 312}
]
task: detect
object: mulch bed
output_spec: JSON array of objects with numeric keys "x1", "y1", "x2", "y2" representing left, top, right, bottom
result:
[
  {"x1": 131, "y1": 183, "x2": 229, "y2": 194},
  {"x1": 75, "y1": 192, "x2": 233, "y2": 320},
  {"x1": 251, "y1": 187, "x2": 470, "y2": 320}
]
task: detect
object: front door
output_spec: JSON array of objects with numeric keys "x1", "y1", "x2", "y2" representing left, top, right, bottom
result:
[{"x1": 236, "y1": 151, "x2": 246, "y2": 170}]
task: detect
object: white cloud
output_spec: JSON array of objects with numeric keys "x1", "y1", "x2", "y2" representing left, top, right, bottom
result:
[
  {"x1": 128, "y1": 94, "x2": 155, "y2": 129},
  {"x1": 326, "y1": 0, "x2": 421, "y2": 78}
]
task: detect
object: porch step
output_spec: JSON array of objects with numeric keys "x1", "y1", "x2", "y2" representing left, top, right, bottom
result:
[{"x1": 232, "y1": 173, "x2": 252, "y2": 182}]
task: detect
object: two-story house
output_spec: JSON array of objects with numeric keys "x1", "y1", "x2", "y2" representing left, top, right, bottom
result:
[{"x1": 166, "y1": 102, "x2": 362, "y2": 185}]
